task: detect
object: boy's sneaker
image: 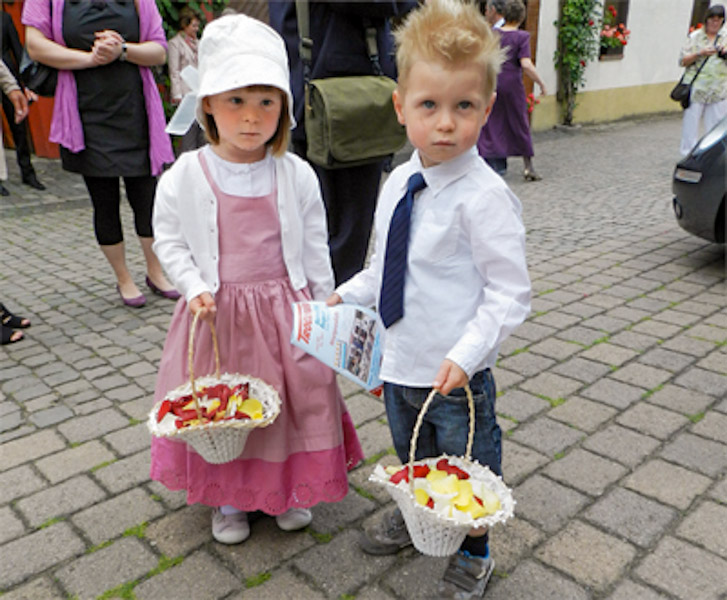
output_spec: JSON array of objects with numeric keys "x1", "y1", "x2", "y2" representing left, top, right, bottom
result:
[
  {"x1": 275, "y1": 508, "x2": 312, "y2": 531},
  {"x1": 436, "y1": 551, "x2": 495, "y2": 599},
  {"x1": 359, "y1": 507, "x2": 412, "y2": 555},
  {"x1": 212, "y1": 508, "x2": 250, "y2": 544}
]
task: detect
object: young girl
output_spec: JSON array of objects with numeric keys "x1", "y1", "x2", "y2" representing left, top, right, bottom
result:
[{"x1": 150, "y1": 15, "x2": 364, "y2": 545}]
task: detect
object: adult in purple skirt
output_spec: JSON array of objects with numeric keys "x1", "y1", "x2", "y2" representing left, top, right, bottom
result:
[{"x1": 477, "y1": 0, "x2": 547, "y2": 180}]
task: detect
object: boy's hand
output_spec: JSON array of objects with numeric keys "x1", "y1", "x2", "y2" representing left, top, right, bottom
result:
[
  {"x1": 433, "y1": 359, "x2": 468, "y2": 396},
  {"x1": 326, "y1": 293, "x2": 343, "y2": 307},
  {"x1": 189, "y1": 292, "x2": 216, "y2": 324}
]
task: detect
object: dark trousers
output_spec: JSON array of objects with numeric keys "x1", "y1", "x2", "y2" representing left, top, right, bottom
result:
[
  {"x1": 484, "y1": 157, "x2": 507, "y2": 176},
  {"x1": 2, "y1": 92, "x2": 34, "y2": 178},
  {"x1": 293, "y1": 140, "x2": 383, "y2": 286}
]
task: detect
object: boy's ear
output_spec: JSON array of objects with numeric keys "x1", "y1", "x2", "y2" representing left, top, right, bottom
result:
[
  {"x1": 482, "y1": 91, "x2": 497, "y2": 124},
  {"x1": 392, "y1": 88, "x2": 406, "y2": 126}
]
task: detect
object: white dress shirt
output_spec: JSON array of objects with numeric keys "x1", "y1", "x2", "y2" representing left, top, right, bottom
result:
[{"x1": 336, "y1": 147, "x2": 531, "y2": 387}]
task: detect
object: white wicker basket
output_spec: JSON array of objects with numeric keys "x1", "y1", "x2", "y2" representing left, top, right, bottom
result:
[
  {"x1": 369, "y1": 386, "x2": 515, "y2": 557},
  {"x1": 148, "y1": 312, "x2": 281, "y2": 464}
]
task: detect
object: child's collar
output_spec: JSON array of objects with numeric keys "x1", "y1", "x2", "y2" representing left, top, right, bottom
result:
[
  {"x1": 409, "y1": 147, "x2": 479, "y2": 196},
  {"x1": 414, "y1": 146, "x2": 477, "y2": 173}
]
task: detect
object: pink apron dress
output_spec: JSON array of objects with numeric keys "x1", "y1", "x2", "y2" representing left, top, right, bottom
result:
[{"x1": 150, "y1": 154, "x2": 363, "y2": 515}]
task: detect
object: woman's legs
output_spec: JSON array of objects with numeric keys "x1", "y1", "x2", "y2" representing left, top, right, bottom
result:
[
  {"x1": 523, "y1": 156, "x2": 541, "y2": 181},
  {"x1": 703, "y1": 99, "x2": 727, "y2": 136},
  {"x1": 138, "y1": 236, "x2": 175, "y2": 292},
  {"x1": 99, "y1": 242, "x2": 142, "y2": 299},
  {"x1": 124, "y1": 176, "x2": 175, "y2": 293},
  {"x1": 680, "y1": 101, "x2": 706, "y2": 156},
  {"x1": 86, "y1": 175, "x2": 175, "y2": 298},
  {"x1": 84, "y1": 176, "x2": 143, "y2": 299}
]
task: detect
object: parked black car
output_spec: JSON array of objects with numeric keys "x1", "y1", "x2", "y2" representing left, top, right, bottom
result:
[{"x1": 672, "y1": 117, "x2": 726, "y2": 243}]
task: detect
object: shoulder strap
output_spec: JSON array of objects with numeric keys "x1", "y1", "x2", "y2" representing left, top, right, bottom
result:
[
  {"x1": 294, "y1": 0, "x2": 384, "y2": 81},
  {"x1": 687, "y1": 36, "x2": 718, "y2": 85},
  {"x1": 295, "y1": 0, "x2": 313, "y2": 82}
]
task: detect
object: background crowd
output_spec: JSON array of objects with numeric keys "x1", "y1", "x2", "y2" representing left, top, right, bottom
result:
[
  {"x1": 1, "y1": 8, "x2": 45, "y2": 195},
  {"x1": 1, "y1": 0, "x2": 546, "y2": 317},
  {"x1": 6, "y1": 2, "x2": 727, "y2": 300}
]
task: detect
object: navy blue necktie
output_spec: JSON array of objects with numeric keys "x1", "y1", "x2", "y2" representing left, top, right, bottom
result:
[{"x1": 379, "y1": 172, "x2": 427, "y2": 328}]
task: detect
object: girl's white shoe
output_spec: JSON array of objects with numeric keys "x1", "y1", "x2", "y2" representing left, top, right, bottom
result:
[
  {"x1": 212, "y1": 508, "x2": 250, "y2": 544},
  {"x1": 275, "y1": 508, "x2": 312, "y2": 531}
]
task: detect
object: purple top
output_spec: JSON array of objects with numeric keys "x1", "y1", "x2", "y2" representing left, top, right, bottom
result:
[{"x1": 22, "y1": 0, "x2": 174, "y2": 175}]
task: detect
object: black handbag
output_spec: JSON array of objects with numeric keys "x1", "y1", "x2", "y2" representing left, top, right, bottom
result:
[
  {"x1": 670, "y1": 80, "x2": 692, "y2": 110},
  {"x1": 19, "y1": 47, "x2": 58, "y2": 97},
  {"x1": 18, "y1": 0, "x2": 57, "y2": 98}
]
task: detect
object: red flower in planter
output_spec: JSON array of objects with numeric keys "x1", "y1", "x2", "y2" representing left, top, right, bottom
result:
[{"x1": 600, "y1": 4, "x2": 630, "y2": 51}]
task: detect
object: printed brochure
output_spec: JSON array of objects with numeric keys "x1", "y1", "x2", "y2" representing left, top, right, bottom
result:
[{"x1": 291, "y1": 301, "x2": 383, "y2": 394}]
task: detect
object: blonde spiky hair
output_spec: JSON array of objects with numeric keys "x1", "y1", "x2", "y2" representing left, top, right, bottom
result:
[{"x1": 394, "y1": 0, "x2": 503, "y2": 98}]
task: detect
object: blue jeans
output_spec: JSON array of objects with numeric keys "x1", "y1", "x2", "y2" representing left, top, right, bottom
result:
[{"x1": 383, "y1": 369, "x2": 501, "y2": 476}]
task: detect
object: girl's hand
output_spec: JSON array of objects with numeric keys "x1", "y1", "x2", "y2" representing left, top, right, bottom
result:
[
  {"x1": 432, "y1": 359, "x2": 468, "y2": 396},
  {"x1": 189, "y1": 292, "x2": 216, "y2": 324},
  {"x1": 538, "y1": 82, "x2": 548, "y2": 96},
  {"x1": 326, "y1": 293, "x2": 343, "y2": 306}
]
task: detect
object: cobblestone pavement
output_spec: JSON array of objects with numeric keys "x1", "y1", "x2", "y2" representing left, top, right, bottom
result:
[{"x1": 1, "y1": 114, "x2": 726, "y2": 600}]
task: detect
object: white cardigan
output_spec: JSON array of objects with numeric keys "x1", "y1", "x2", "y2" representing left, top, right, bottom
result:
[{"x1": 152, "y1": 148, "x2": 334, "y2": 303}]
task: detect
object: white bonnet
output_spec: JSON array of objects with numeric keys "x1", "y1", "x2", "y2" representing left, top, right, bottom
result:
[{"x1": 194, "y1": 14, "x2": 295, "y2": 129}]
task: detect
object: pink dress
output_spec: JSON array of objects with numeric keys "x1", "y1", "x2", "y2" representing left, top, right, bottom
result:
[{"x1": 150, "y1": 154, "x2": 364, "y2": 515}]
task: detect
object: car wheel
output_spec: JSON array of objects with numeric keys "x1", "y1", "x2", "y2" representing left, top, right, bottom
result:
[{"x1": 716, "y1": 196, "x2": 725, "y2": 243}]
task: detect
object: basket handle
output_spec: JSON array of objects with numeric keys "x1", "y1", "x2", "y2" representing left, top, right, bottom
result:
[
  {"x1": 407, "y1": 385, "x2": 475, "y2": 493},
  {"x1": 187, "y1": 311, "x2": 221, "y2": 422}
]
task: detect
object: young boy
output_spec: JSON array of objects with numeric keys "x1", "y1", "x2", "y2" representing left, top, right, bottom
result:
[{"x1": 327, "y1": 0, "x2": 531, "y2": 597}]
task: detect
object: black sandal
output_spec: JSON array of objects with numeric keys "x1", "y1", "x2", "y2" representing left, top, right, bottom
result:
[
  {"x1": 0, "y1": 303, "x2": 31, "y2": 329},
  {"x1": 1, "y1": 323, "x2": 24, "y2": 345}
]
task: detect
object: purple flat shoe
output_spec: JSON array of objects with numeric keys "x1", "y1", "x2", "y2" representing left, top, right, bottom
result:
[
  {"x1": 146, "y1": 276, "x2": 181, "y2": 300},
  {"x1": 117, "y1": 285, "x2": 146, "y2": 308}
]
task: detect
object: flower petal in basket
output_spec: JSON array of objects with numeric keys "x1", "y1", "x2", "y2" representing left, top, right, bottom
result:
[
  {"x1": 148, "y1": 372, "x2": 281, "y2": 465},
  {"x1": 369, "y1": 455, "x2": 515, "y2": 557}
]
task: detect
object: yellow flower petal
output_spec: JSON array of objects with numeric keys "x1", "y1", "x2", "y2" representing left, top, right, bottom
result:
[
  {"x1": 425, "y1": 469, "x2": 448, "y2": 482},
  {"x1": 414, "y1": 488, "x2": 430, "y2": 506}
]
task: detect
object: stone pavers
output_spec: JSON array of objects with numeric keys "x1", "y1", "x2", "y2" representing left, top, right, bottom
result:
[{"x1": 1, "y1": 114, "x2": 726, "y2": 598}]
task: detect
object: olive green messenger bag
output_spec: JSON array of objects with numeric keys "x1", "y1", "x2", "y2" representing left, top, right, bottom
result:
[{"x1": 295, "y1": 0, "x2": 407, "y2": 169}]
